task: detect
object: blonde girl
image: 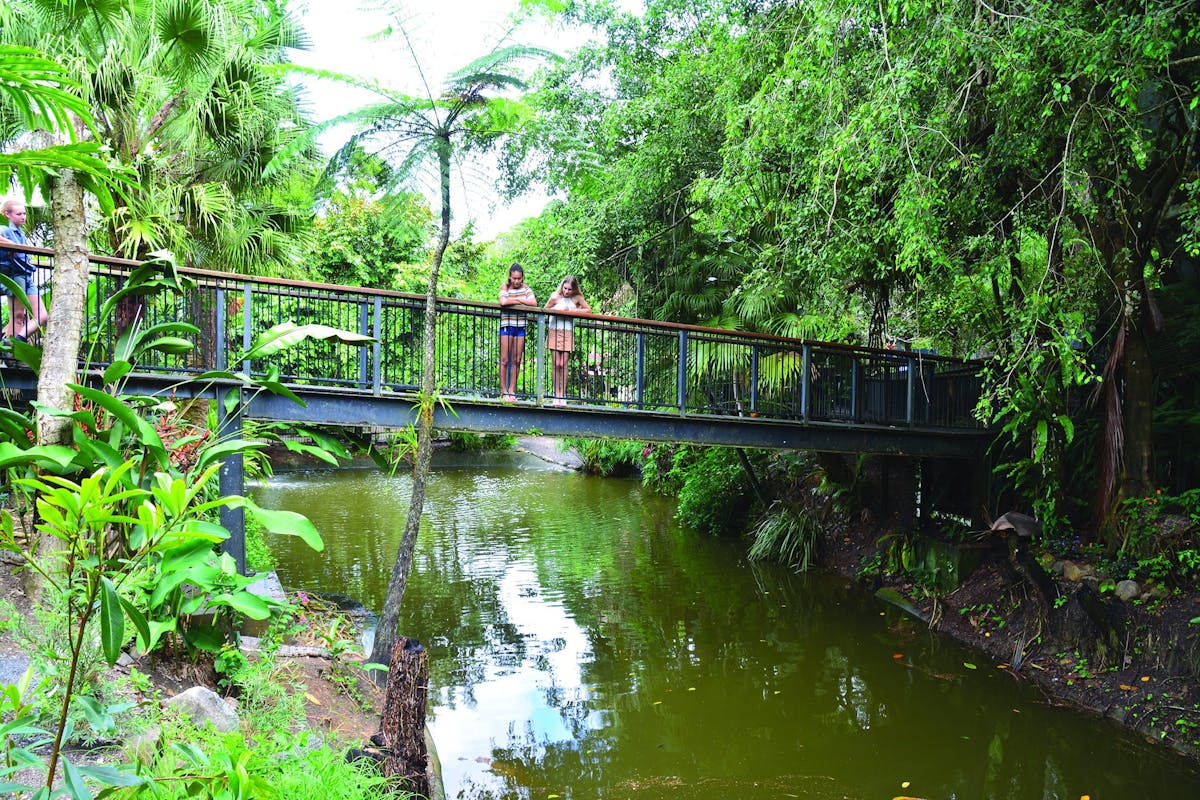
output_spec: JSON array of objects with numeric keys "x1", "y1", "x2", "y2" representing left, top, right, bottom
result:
[{"x1": 543, "y1": 275, "x2": 591, "y2": 406}]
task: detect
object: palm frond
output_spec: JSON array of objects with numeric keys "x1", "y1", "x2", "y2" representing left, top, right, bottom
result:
[
  {"x1": 155, "y1": 0, "x2": 215, "y2": 78},
  {"x1": 0, "y1": 44, "x2": 96, "y2": 136}
]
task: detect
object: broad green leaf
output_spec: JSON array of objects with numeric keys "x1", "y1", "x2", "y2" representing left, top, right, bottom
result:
[
  {"x1": 0, "y1": 713, "x2": 46, "y2": 739},
  {"x1": 0, "y1": 407, "x2": 32, "y2": 441},
  {"x1": 252, "y1": 377, "x2": 305, "y2": 405},
  {"x1": 99, "y1": 577, "x2": 124, "y2": 665},
  {"x1": 103, "y1": 361, "x2": 133, "y2": 385},
  {"x1": 223, "y1": 388, "x2": 242, "y2": 416},
  {"x1": 141, "y1": 336, "x2": 196, "y2": 355},
  {"x1": 141, "y1": 619, "x2": 177, "y2": 653},
  {"x1": 1057, "y1": 414, "x2": 1075, "y2": 445},
  {"x1": 183, "y1": 623, "x2": 226, "y2": 652},
  {"x1": 194, "y1": 370, "x2": 247, "y2": 383},
  {"x1": 62, "y1": 756, "x2": 92, "y2": 800},
  {"x1": 283, "y1": 438, "x2": 339, "y2": 465},
  {"x1": 118, "y1": 596, "x2": 151, "y2": 655},
  {"x1": 75, "y1": 696, "x2": 104, "y2": 727},
  {"x1": 236, "y1": 500, "x2": 324, "y2": 552},
  {"x1": 115, "y1": 322, "x2": 200, "y2": 362},
  {"x1": 220, "y1": 591, "x2": 273, "y2": 620},
  {"x1": 68, "y1": 384, "x2": 141, "y2": 437},
  {"x1": 194, "y1": 438, "x2": 268, "y2": 475},
  {"x1": 0, "y1": 442, "x2": 79, "y2": 471},
  {"x1": 76, "y1": 764, "x2": 147, "y2": 788},
  {"x1": 1034, "y1": 419, "x2": 1048, "y2": 462},
  {"x1": 0, "y1": 782, "x2": 38, "y2": 794},
  {"x1": 296, "y1": 427, "x2": 351, "y2": 459},
  {"x1": 241, "y1": 321, "x2": 374, "y2": 361}
]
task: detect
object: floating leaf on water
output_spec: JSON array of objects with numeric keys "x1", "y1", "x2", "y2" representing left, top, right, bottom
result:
[
  {"x1": 1120, "y1": 684, "x2": 1136, "y2": 691},
  {"x1": 964, "y1": 662, "x2": 978, "y2": 669},
  {"x1": 1141, "y1": 676, "x2": 1151, "y2": 682},
  {"x1": 688, "y1": 687, "x2": 696, "y2": 691},
  {"x1": 653, "y1": 700, "x2": 662, "y2": 705},
  {"x1": 902, "y1": 781, "x2": 911, "y2": 788},
  {"x1": 893, "y1": 653, "x2": 904, "y2": 659}
]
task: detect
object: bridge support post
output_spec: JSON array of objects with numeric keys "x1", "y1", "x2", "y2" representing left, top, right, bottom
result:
[{"x1": 217, "y1": 386, "x2": 247, "y2": 575}]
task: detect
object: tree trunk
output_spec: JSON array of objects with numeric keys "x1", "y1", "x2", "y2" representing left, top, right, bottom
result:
[
  {"x1": 36, "y1": 173, "x2": 89, "y2": 447},
  {"x1": 23, "y1": 168, "x2": 89, "y2": 601},
  {"x1": 378, "y1": 636, "x2": 430, "y2": 797},
  {"x1": 369, "y1": 134, "x2": 453, "y2": 672},
  {"x1": 1122, "y1": 320, "x2": 1155, "y2": 495}
]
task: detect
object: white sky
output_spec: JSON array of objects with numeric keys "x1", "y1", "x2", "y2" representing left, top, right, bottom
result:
[{"x1": 291, "y1": 0, "x2": 600, "y2": 239}]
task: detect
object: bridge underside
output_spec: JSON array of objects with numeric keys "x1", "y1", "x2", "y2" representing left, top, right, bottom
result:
[
  {"x1": 3, "y1": 372, "x2": 988, "y2": 459},
  {"x1": 246, "y1": 388, "x2": 987, "y2": 459}
]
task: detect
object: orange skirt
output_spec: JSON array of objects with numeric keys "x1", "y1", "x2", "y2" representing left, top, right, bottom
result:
[{"x1": 547, "y1": 328, "x2": 574, "y2": 352}]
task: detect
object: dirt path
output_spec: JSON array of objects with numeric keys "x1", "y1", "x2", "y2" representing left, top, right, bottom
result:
[{"x1": 514, "y1": 436, "x2": 584, "y2": 470}]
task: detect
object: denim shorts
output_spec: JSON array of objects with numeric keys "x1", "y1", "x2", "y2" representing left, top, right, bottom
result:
[
  {"x1": 0, "y1": 269, "x2": 46, "y2": 297},
  {"x1": 499, "y1": 326, "x2": 527, "y2": 337}
]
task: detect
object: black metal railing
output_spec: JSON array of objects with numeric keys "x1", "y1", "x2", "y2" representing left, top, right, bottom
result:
[{"x1": 7, "y1": 244, "x2": 985, "y2": 431}]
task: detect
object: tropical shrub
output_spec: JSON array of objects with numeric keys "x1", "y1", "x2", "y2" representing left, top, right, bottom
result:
[
  {"x1": 0, "y1": 259, "x2": 373, "y2": 797},
  {"x1": 645, "y1": 444, "x2": 757, "y2": 536},
  {"x1": 568, "y1": 437, "x2": 644, "y2": 477}
]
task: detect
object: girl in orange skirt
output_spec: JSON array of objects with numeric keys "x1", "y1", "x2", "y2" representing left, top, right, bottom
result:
[{"x1": 544, "y1": 275, "x2": 591, "y2": 406}]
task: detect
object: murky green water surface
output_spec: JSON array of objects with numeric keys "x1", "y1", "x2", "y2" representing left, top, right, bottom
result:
[{"x1": 254, "y1": 451, "x2": 1200, "y2": 800}]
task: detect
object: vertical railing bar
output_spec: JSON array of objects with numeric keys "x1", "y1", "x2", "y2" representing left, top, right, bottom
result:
[
  {"x1": 801, "y1": 344, "x2": 811, "y2": 423},
  {"x1": 676, "y1": 329, "x2": 688, "y2": 415},
  {"x1": 214, "y1": 285, "x2": 227, "y2": 372},
  {"x1": 242, "y1": 282, "x2": 253, "y2": 376},
  {"x1": 851, "y1": 354, "x2": 861, "y2": 423},
  {"x1": 535, "y1": 311, "x2": 547, "y2": 404},
  {"x1": 906, "y1": 356, "x2": 915, "y2": 426},
  {"x1": 749, "y1": 344, "x2": 759, "y2": 416},
  {"x1": 358, "y1": 300, "x2": 370, "y2": 390},
  {"x1": 373, "y1": 296, "x2": 383, "y2": 395},
  {"x1": 635, "y1": 331, "x2": 646, "y2": 410}
]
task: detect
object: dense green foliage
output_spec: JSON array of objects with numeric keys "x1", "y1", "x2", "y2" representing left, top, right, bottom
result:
[
  {"x1": 502, "y1": 0, "x2": 1200, "y2": 537},
  {"x1": 0, "y1": 260, "x2": 390, "y2": 796},
  {"x1": 568, "y1": 436, "x2": 644, "y2": 477},
  {"x1": 1, "y1": 0, "x2": 322, "y2": 274},
  {"x1": 642, "y1": 444, "x2": 759, "y2": 536}
]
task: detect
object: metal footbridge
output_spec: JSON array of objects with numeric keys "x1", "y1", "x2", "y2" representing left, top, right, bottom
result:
[{"x1": 3, "y1": 247, "x2": 990, "y2": 459}]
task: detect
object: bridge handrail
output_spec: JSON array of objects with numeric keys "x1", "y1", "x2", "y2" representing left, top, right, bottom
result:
[
  {"x1": 5, "y1": 242, "x2": 986, "y2": 430},
  {"x1": 5, "y1": 240, "x2": 978, "y2": 367}
]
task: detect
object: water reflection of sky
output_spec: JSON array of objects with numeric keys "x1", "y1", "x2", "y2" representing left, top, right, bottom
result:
[{"x1": 431, "y1": 559, "x2": 598, "y2": 797}]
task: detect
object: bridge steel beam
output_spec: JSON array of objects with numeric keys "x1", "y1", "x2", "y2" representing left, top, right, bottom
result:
[
  {"x1": 244, "y1": 391, "x2": 989, "y2": 460},
  {"x1": 3, "y1": 369, "x2": 987, "y2": 465}
]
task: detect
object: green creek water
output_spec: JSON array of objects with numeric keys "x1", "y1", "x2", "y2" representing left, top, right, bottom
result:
[{"x1": 252, "y1": 449, "x2": 1200, "y2": 800}]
